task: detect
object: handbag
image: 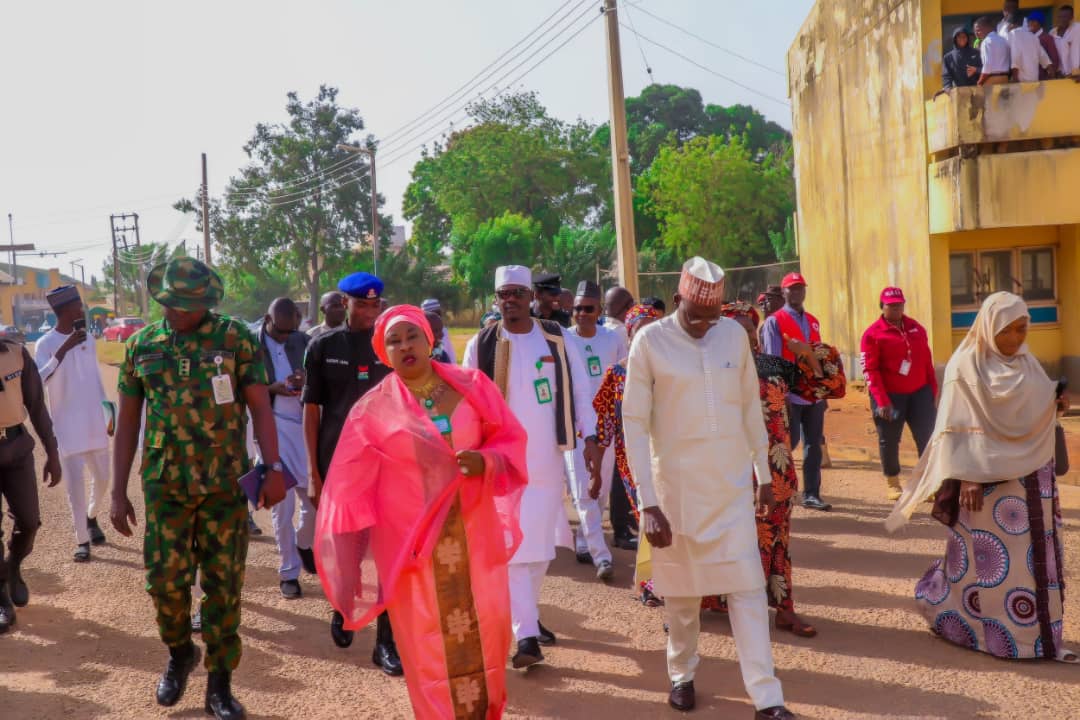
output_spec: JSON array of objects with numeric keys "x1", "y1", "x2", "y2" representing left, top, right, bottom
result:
[{"x1": 1055, "y1": 423, "x2": 1069, "y2": 477}]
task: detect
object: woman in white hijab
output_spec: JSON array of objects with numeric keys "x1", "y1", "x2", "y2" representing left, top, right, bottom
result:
[{"x1": 887, "y1": 292, "x2": 1074, "y2": 662}]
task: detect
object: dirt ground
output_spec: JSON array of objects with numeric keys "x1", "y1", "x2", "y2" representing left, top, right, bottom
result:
[{"x1": 2, "y1": 364, "x2": 1078, "y2": 720}]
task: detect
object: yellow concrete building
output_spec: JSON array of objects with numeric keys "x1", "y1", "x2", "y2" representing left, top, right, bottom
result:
[
  {"x1": 789, "y1": 0, "x2": 1080, "y2": 387},
  {"x1": 0, "y1": 265, "x2": 98, "y2": 330}
]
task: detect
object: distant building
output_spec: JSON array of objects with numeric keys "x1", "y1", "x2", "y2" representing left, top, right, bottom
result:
[
  {"x1": 0, "y1": 265, "x2": 96, "y2": 329},
  {"x1": 390, "y1": 225, "x2": 407, "y2": 251},
  {"x1": 789, "y1": 0, "x2": 1080, "y2": 388}
]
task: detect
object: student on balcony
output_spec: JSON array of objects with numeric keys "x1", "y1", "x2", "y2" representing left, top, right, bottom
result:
[
  {"x1": 1006, "y1": 11, "x2": 1052, "y2": 82},
  {"x1": 975, "y1": 16, "x2": 1012, "y2": 85},
  {"x1": 942, "y1": 27, "x2": 981, "y2": 89},
  {"x1": 1028, "y1": 11, "x2": 1062, "y2": 80},
  {"x1": 1051, "y1": 5, "x2": 1080, "y2": 77}
]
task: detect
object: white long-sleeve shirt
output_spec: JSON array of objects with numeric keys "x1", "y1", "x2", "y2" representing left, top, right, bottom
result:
[
  {"x1": 1008, "y1": 26, "x2": 1051, "y2": 81},
  {"x1": 980, "y1": 31, "x2": 1012, "y2": 75},
  {"x1": 1052, "y1": 21, "x2": 1080, "y2": 75},
  {"x1": 622, "y1": 315, "x2": 771, "y2": 540},
  {"x1": 34, "y1": 329, "x2": 109, "y2": 457}
]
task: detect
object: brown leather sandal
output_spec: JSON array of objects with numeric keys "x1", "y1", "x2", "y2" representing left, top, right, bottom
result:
[{"x1": 775, "y1": 612, "x2": 818, "y2": 638}]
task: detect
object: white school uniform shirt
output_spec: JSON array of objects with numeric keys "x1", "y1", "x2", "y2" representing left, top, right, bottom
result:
[
  {"x1": 566, "y1": 323, "x2": 627, "y2": 399},
  {"x1": 621, "y1": 315, "x2": 771, "y2": 596},
  {"x1": 1052, "y1": 21, "x2": 1080, "y2": 75},
  {"x1": 980, "y1": 31, "x2": 1012, "y2": 75},
  {"x1": 1008, "y1": 26, "x2": 1051, "y2": 82},
  {"x1": 34, "y1": 329, "x2": 109, "y2": 457},
  {"x1": 463, "y1": 321, "x2": 596, "y2": 564}
]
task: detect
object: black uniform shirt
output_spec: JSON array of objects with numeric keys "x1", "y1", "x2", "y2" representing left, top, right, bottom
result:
[{"x1": 301, "y1": 327, "x2": 392, "y2": 477}]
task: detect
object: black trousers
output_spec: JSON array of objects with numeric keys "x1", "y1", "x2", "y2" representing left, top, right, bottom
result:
[
  {"x1": 870, "y1": 384, "x2": 937, "y2": 477},
  {"x1": 0, "y1": 431, "x2": 40, "y2": 584},
  {"x1": 609, "y1": 463, "x2": 635, "y2": 536}
]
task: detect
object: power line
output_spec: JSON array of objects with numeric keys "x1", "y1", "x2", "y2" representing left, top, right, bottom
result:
[
  {"x1": 623, "y1": 2, "x2": 654, "y2": 82},
  {"x1": 379, "y1": 0, "x2": 585, "y2": 146},
  {"x1": 378, "y1": 2, "x2": 600, "y2": 157},
  {"x1": 379, "y1": 7, "x2": 606, "y2": 169},
  {"x1": 621, "y1": 23, "x2": 790, "y2": 108},
  {"x1": 628, "y1": 3, "x2": 785, "y2": 77},
  {"x1": 225, "y1": 152, "x2": 363, "y2": 199}
]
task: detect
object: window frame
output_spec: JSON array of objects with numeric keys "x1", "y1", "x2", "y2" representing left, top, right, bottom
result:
[{"x1": 948, "y1": 245, "x2": 1058, "y2": 311}]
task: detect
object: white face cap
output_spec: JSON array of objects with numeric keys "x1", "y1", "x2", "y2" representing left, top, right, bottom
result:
[{"x1": 495, "y1": 265, "x2": 532, "y2": 290}]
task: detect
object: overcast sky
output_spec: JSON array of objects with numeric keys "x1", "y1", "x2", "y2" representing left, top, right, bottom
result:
[{"x1": 0, "y1": 0, "x2": 814, "y2": 282}]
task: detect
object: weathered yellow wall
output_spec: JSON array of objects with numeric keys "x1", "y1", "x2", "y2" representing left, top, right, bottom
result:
[
  {"x1": 1058, "y1": 225, "x2": 1080, "y2": 384},
  {"x1": 0, "y1": 268, "x2": 64, "y2": 325},
  {"x1": 789, "y1": 0, "x2": 934, "y2": 375}
]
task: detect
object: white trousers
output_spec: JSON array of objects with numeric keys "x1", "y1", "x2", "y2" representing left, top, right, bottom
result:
[
  {"x1": 271, "y1": 485, "x2": 316, "y2": 581},
  {"x1": 564, "y1": 444, "x2": 614, "y2": 564},
  {"x1": 60, "y1": 449, "x2": 110, "y2": 545},
  {"x1": 665, "y1": 589, "x2": 784, "y2": 710},
  {"x1": 508, "y1": 560, "x2": 550, "y2": 641}
]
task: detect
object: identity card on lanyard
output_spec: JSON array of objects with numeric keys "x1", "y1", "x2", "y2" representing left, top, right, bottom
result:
[
  {"x1": 585, "y1": 344, "x2": 602, "y2": 377},
  {"x1": 534, "y1": 359, "x2": 553, "y2": 404},
  {"x1": 211, "y1": 355, "x2": 235, "y2": 405}
]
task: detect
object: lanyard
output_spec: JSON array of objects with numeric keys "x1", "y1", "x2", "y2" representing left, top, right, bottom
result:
[{"x1": 890, "y1": 319, "x2": 912, "y2": 360}]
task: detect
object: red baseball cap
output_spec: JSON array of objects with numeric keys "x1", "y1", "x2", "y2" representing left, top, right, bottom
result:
[
  {"x1": 781, "y1": 272, "x2": 807, "y2": 289},
  {"x1": 880, "y1": 286, "x2": 906, "y2": 305}
]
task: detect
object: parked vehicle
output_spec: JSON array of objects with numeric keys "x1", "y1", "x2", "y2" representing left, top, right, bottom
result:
[
  {"x1": 0, "y1": 325, "x2": 26, "y2": 344},
  {"x1": 102, "y1": 317, "x2": 146, "y2": 342}
]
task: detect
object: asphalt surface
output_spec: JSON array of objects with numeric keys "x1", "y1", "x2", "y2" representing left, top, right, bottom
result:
[{"x1": 1, "y1": 363, "x2": 1077, "y2": 719}]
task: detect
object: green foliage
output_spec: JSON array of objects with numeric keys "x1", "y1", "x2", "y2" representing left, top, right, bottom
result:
[
  {"x1": 451, "y1": 212, "x2": 542, "y2": 297},
  {"x1": 538, "y1": 225, "x2": 616, "y2": 288},
  {"x1": 100, "y1": 242, "x2": 181, "y2": 320},
  {"x1": 639, "y1": 135, "x2": 795, "y2": 267},
  {"x1": 769, "y1": 215, "x2": 798, "y2": 262},
  {"x1": 176, "y1": 86, "x2": 385, "y2": 320}
]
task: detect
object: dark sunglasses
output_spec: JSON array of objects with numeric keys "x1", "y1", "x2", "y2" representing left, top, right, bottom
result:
[
  {"x1": 496, "y1": 288, "x2": 529, "y2": 300},
  {"x1": 573, "y1": 305, "x2": 598, "y2": 313}
]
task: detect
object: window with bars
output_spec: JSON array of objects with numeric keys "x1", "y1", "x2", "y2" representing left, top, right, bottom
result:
[{"x1": 948, "y1": 247, "x2": 1057, "y2": 309}]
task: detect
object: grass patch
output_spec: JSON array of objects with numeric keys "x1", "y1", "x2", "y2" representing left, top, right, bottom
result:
[{"x1": 98, "y1": 341, "x2": 126, "y2": 367}]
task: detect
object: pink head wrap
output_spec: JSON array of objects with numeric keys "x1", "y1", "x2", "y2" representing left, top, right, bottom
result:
[{"x1": 373, "y1": 304, "x2": 434, "y2": 367}]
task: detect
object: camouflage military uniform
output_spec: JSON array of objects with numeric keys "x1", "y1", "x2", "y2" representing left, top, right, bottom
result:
[{"x1": 118, "y1": 312, "x2": 267, "y2": 672}]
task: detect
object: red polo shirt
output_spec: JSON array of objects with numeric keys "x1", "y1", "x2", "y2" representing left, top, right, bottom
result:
[{"x1": 859, "y1": 315, "x2": 937, "y2": 408}]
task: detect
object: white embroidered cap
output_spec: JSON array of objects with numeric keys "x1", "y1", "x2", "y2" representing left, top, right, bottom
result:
[{"x1": 494, "y1": 265, "x2": 532, "y2": 290}]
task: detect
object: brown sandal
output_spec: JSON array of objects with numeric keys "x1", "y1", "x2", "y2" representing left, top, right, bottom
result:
[{"x1": 775, "y1": 612, "x2": 818, "y2": 638}]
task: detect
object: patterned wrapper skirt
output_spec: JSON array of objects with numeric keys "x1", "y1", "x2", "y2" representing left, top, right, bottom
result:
[{"x1": 915, "y1": 462, "x2": 1066, "y2": 659}]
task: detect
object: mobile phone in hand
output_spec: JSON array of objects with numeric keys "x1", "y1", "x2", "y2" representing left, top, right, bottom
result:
[
  {"x1": 74, "y1": 317, "x2": 87, "y2": 333},
  {"x1": 1056, "y1": 377, "x2": 1068, "y2": 399}
]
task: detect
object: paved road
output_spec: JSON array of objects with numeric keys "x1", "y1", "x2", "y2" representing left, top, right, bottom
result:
[{"x1": 1, "y1": 363, "x2": 1077, "y2": 719}]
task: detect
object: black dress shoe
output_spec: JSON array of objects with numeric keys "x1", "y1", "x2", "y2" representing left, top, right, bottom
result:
[
  {"x1": 511, "y1": 637, "x2": 543, "y2": 669},
  {"x1": 755, "y1": 706, "x2": 796, "y2": 720},
  {"x1": 297, "y1": 546, "x2": 317, "y2": 575},
  {"x1": 537, "y1": 621, "x2": 556, "y2": 646},
  {"x1": 87, "y1": 517, "x2": 106, "y2": 546},
  {"x1": 372, "y1": 641, "x2": 404, "y2": 676},
  {"x1": 9, "y1": 564, "x2": 28, "y2": 608},
  {"x1": 575, "y1": 550, "x2": 593, "y2": 564},
  {"x1": 613, "y1": 534, "x2": 638, "y2": 551},
  {"x1": 73, "y1": 543, "x2": 90, "y2": 562},
  {"x1": 0, "y1": 590, "x2": 15, "y2": 634},
  {"x1": 280, "y1": 579, "x2": 302, "y2": 599},
  {"x1": 669, "y1": 681, "x2": 695, "y2": 711},
  {"x1": 205, "y1": 670, "x2": 246, "y2": 720},
  {"x1": 156, "y1": 642, "x2": 201, "y2": 707},
  {"x1": 330, "y1": 610, "x2": 353, "y2": 648}
]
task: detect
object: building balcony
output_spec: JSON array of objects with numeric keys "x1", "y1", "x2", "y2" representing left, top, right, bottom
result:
[{"x1": 925, "y1": 81, "x2": 1080, "y2": 233}]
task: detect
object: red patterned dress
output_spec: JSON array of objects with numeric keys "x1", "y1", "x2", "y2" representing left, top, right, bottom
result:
[{"x1": 594, "y1": 361, "x2": 635, "y2": 518}]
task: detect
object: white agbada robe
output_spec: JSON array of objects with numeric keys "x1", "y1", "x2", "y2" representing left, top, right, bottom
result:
[
  {"x1": 622, "y1": 314, "x2": 783, "y2": 709},
  {"x1": 35, "y1": 329, "x2": 111, "y2": 546},
  {"x1": 564, "y1": 323, "x2": 627, "y2": 561},
  {"x1": 622, "y1": 314, "x2": 772, "y2": 595},
  {"x1": 463, "y1": 322, "x2": 597, "y2": 564}
]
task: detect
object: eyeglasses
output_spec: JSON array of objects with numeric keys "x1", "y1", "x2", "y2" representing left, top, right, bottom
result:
[
  {"x1": 496, "y1": 288, "x2": 529, "y2": 300},
  {"x1": 573, "y1": 305, "x2": 598, "y2": 313}
]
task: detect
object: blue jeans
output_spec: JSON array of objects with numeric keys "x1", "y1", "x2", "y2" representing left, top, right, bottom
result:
[{"x1": 788, "y1": 400, "x2": 827, "y2": 499}]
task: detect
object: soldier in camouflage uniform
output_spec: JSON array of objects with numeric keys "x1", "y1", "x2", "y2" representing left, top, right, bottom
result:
[{"x1": 110, "y1": 258, "x2": 285, "y2": 720}]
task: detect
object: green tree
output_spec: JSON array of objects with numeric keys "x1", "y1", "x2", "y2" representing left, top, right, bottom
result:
[
  {"x1": 452, "y1": 212, "x2": 542, "y2": 298},
  {"x1": 538, "y1": 225, "x2": 616, "y2": 288},
  {"x1": 768, "y1": 215, "x2": 798, "y2": 262},
  {"x1": 100, "y1": 242, "x2": 179, "y2": 319},
  {"x1": 176, "y1": 86, "x2": 386, "y2": 321},
  {"x1": 639, "y1": 135, "x2": 794, "y2": 267}
]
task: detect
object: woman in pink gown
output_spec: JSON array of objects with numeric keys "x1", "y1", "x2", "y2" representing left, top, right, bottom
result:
[{"x1": 315, "y1": 305, "x2": 528, "y2": 719}]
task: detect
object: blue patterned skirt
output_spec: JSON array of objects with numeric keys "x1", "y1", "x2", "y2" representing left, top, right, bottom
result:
[{"x1": 915, "y1": 462, "x2": 1066, "y2": 659}]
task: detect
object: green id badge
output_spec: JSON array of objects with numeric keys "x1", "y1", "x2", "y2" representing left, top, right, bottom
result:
[
  {"x1": 587, "y1": 355, "x2": 602, "y2": 376},
  {"x1": 534, "y1": 377, "x2": 553, "y2": 404},
  {"x1": 432, "y1": 414, "x2": 452, "y2": 435}
]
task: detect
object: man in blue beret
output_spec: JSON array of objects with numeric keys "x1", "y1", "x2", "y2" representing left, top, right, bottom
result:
[{"x1": 300, "y1": 272, "x2": 402, "y2": 676}]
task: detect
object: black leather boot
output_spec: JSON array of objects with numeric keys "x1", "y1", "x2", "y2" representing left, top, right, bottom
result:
[
  {"x1": 156, "y1": 642, "x2": 200, "y2": 707},
  {"x1": 8, "y1": 561, "x2": 28, "y2": 607},
  {"x1": 0, "y1": 585, "x2": 15, "y2": 634},
  {"x1": 205, "y1": 671, "x2": 245, "y2": 719},
  {"x1": 371, "y1": 612, "x2": 403, "y2": 676}
]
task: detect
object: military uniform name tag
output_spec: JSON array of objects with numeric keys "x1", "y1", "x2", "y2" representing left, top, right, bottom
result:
[{"x1": 534, "y1": 377, "x2": 553, "y2": 404}]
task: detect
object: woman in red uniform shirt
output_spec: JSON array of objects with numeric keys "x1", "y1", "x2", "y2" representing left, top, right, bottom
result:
[{"x1": 860, "y1": 287, "x2": 937, "y2": 500}]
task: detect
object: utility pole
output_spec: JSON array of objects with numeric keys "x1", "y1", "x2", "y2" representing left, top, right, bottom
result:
[
  {"x1": 5, "y1": 214, "x2": 34, "y2": 283},
  {"x1": 110, "y1": 213, "x2": 140, "y2": 316},
  {"x1": 201, "y1": 153, "x2": 212, "y2": 265},
  {"x1": 603, "y1": 0, "x2": 639, "y2": 298},
  {"x1": 70, "y1": 259, "x2": 86, "y2": 286},
  {"x1": 336, "y1": 143, "x2": 379, "y2": 276}
]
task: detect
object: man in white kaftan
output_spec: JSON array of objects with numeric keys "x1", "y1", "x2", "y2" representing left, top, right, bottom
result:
[
  {"x1": 463, "y1": 265, "x2": 601, "y2": 669},
  {"x1": 622, "y1": 257, "x2": 794, "y2": 719}
]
